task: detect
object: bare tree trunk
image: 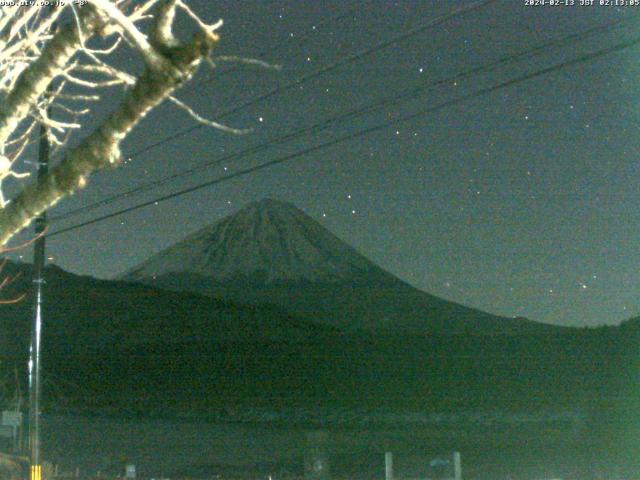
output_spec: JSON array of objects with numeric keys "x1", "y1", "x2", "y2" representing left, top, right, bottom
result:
[
  {"x1": 0, "y1": 6, "x2": 217, "y2": 246},
  {"x1": 0, "y1": 7, "x2": 104, "y2": 146}
]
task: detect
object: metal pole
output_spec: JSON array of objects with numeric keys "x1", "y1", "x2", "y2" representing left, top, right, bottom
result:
[
  {"x1": 28, "y1": 109, "x2": 50, "y2": 480},
  {"x1": 385, "y1": 452, "x2": 393, "y2": 480},
  {"x1": 453, "y1": 451, "x2": 462, "y2": 480}
]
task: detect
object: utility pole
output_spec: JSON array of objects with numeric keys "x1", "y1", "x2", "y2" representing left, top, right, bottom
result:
[{"x1": 28, "y1": 108, "x2": 50, "y2": 480}]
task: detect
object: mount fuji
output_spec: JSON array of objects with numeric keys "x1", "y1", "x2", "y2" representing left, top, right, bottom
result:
[{"x1": 122, "y1": 198, "x2": 553, "y2": 334}]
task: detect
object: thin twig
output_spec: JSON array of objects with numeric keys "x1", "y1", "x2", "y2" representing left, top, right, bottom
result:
[{"x1": 168, "y1": 95, "x2": 250, "y2": 135}]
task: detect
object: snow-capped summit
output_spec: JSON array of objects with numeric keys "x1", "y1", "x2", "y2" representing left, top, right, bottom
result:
[
  {"x1": 123, "y1": 198, "x2": 553, "y2": 334},
  {"x1": 124, "y1": 198, "x2": 393, "y2": 285}
]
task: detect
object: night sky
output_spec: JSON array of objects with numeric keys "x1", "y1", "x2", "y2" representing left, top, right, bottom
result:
[{"x1": 6, "y1": 0, "x2": 640, "y2": 327}]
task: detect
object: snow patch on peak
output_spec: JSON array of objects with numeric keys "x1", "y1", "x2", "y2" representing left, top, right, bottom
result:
[{"x1": 124, "y1": 199, "x2": 391, "y2": 285}]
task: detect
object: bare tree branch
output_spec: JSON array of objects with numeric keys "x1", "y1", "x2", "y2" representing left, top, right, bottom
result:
[
  {"x1": 0, "y1": 2, "x2": 219, "y2": 245},
  {"x1": 0, "y1": 0, "x2": 239, "y2": 247},
  {"x1": 0, "y1": 6, "x2": 105, "y2": 146},
  {"x1": 168, "y1": 95, "x2": 250, "y2": 134}
]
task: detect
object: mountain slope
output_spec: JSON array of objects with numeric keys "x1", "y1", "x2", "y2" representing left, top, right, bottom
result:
[
  {"x1": 122, "y1": 198, "x2": 556, "y2": 334},
  {"x1": 124, "y1": 198, "x2": 395, "y2": 285},
  {"x1": 0, "y1": 261, "x2": 334, "y2": 360},
  {"x1": 0, "y1": 261, "x2": 633, "y2": 433}
]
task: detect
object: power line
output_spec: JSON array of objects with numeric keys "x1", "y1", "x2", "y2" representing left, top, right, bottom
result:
[
  {"x1": 47, "y1": 35, "x2": 640, "y2": 238},
  {"x1": 105, "y1": 0, "x2": 498, "y2": 160},
  {"x1": 184, "y1": 3, "x2": 362, "y2": 89},
  {"x1": 50, "y1": 12, "x2": 639, "y2": 222}
]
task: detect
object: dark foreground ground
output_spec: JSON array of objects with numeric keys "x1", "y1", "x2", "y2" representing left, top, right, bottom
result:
[
  {"x1": 0, "y1": 266, "x2": 637, "y2": 478},
  {"x1": 37, "y1": 410, "x2": 637, "y2": 480}
]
